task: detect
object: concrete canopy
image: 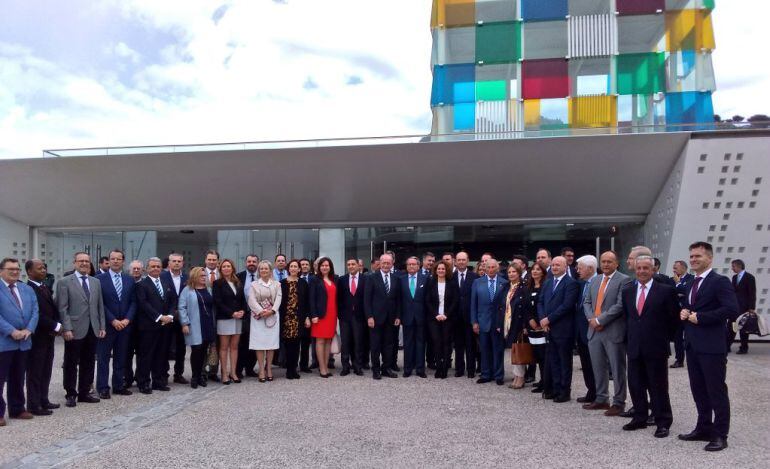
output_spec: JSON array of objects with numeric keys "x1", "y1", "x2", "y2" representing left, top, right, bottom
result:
[{"x1": 0, "y1": 132, "x2": 689, "y2": 230}]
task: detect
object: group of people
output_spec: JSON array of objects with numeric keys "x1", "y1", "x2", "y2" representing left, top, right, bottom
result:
[{"x1": 0, "y1": 241, "x2": 755, "y2": 452}]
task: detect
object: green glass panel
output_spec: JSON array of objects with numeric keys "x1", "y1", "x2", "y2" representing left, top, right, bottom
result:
[
  {"x1": 703, "y1": 0, "x2": 715, "y2": 9},
  {"x1": 616, "y1": 53, "x2": 666, "y2": 95},
  {"x1": 475, "y1": 21, "x2": 521, "y2": 65},
  {"x1": 476, "y1": 80, "x2": 507, "y2": 101}
]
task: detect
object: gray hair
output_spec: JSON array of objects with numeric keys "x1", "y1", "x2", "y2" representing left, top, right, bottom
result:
[
  {"x1": 635, "y1": 255, "x2": 654, "y2": 266},
  {"x1": 631, "y1": 246, "x2": 652, "y2": 257},
  {"x1": 129, "y1": 260, "x2": 144, "y2": 268},
  {"x1": 577, "y1": 255, "x2": 598, "y2": 270},
  {"x1": 147, "y1": 257, "x2": 162, "y2": 266}
]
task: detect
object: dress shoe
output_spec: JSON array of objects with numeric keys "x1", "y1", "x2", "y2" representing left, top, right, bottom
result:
[
  {"x1": 455, "y1": 371, "x2": 464, "y2": 377},
  {"x1": 496, "y1": 379, "x2": 505, "y2": 386},
  {"x1": 65, "y1": 396, "x2": 77, "y2": 407},
  {"x1": 198, "y1": 377, "x2": 208, "y2": 387},
  {"x1": 246, "y1": 371, "x2": 260, "y2": 377},
  {"x1": 467, "y1": 372, "x2": 476, "y2": 379},
  {"x1": 704, "y1": 437, "x2": 728, "y2": 451},
  {"x1": 605, "y1": 405, "x2": 624, "y2": 417},
  {"x1": 542, "y1": 392, "x2": 555, "y2": 399},
  {"x1": 403, "y1": 371, "x2": 412, "y2": 378},
  {"x1": 139, "y1": 387, "x2": 153, "y2": 395},
  {"x1": 30, "y1": 408, "x2": 53, "y2": 416},
  {"x1": 582, "y1": 402, "x2": 610, "y2": 410},
  {"x1": 654, "y1": 427, "x2": 670, "y2": 438},
  {"x1": 353, "y1": 368, "x2": 364, "y2": 376},
  {"x1": 647, "y1": 415, "x2": 655, "y2": 425},
  {"x1": 476, "y1": 378, "x2": 492, "y2": 384},
  {"x1": 114, "y1": 388, "x2": 133, "y2": 396},
  {"x1": 10, "y1": 411, "x2": 33, "y2": 420},
  {"x1": 44, "y1": 403, "x2": 60, "y2": 410},
  {"x1": 531, "y1": 386, "x2": 543, "y2": 393},
  {"x1": 623, "y1": 421, "x2": 648, "y2": 431},
  {"x1": 524, "y1": 376, "x2": 535, "y2": 384},
  {"x1": 191, "y1": 381, "x2": 198, "y2": 389},
  {"x1": 340, "y1": 368, "x2": 351, "y2": 377},
  {"x1": 678, "y1": 430, "x2": 712, "y2": 442},
  {"x1": 152, "y1": 385, "x2": 171, "y2": 392},
  {"x1": 173, "y1": 375, "x2": 189, "y2": 384},
  {"x1": 736, "y1": 348, "x2": 748, "y2": 355},
  {"x1": 382, "y1": 369, "x2": 398, "y2": 378},
  {"x1": 0, "y1": 417, "x2": 6, "y2": 426},
  {"x1": 98, "y1": 391, "x2": 111, "y2": 400},
  {"x1": 372, "y1": 372, "x2": 382, "y2": 380},
  {"x1": 207, "y1": 374, "x2": 220, "y2": 382},
  {"x1": 576, "y1": 395, "x2": 594, "y2": 403},
  {"x1": 300, "y1": 367, "x2": 312, "y2": 374},
  {"x1": 619, "y1": 407, "x2": 634, "y2": 418},
  {"x1": 553, "y1": 395, "x2": 571, "y2": 403},
  {"x1": 417, "y1": 372, "x2": 428, "y2": 378},
  {"x1": 670, "y1": 360, "x2": 683, "y2": 368},
  {"x1": 391, "y1": 364, "x2": 401, "y2": 372},
  {"x1": 78, "y1": 394, "x2": 100, "y2": 404},
  {"x1": 362, "y1": 364, "x2": 371, "y2": 370}
]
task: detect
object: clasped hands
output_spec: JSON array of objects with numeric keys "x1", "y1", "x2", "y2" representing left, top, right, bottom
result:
[
  {"x1": 588, "y1": 318, "x2": 604, "y2": 331},
  {"x1": 252, "y1": 309, "x2": 274, "y2": 319},
  {"x1": 10, "y1": 329, "x2": 32, "y2": 341},
  {"x1": 111, "y1": 319, "x2": 130, "y2": 331},
  {"x1": 680, "y1": 309, "x2": 698, "y2": 324}
]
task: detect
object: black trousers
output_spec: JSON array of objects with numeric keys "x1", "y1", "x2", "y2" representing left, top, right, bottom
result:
[
  {"x1": 628, "y1": 355, "x2": 673, "y2": 428},
  {"x1": 725, "y1": 322, "x2": 749, "y2": 350},
  {"x1": 672, "y1": 323, "x2": 685, "y2": 362},
  {"x1": 340, "y1": 317, "x2": 366, "y2": 371},
  {"x1": 189, "y1": 341, "x2": 210, "y2": 380},
  {"x1": 369, "y1": 323, "x2": 395, "y2": 373},
  {"x1": 576, "y1": 339, "x2": 596, "y2": 400},
  {"x1": 526, "y1": 342, "x2": 547, "y2": 383},
  {"x1": 456, "y1": 319, "x2": 479, "y2": 375},
  {"x1": 425, "y1": 325, "x2": 435, "y2": 367},
  {"x1": 547, "y1": 336, "x2": 573, "y2": 397},
  {"x1": 63, "y1": 328, "x2": 97, "y2": 398},
  {"x1": 299, "y1": 326, "x2": 312, "y2": 370},
  {"x1": 428, "y1": 319, "x2": 452, "y2": 372},
  {"x1": 26, "y1": 335, "x2": 55, "y2": 410},
  {"x1": 389, "y1": 324, "x2": 400, "y2": 369},
  {"x1": 283, "y1": 337, "x2": 300, "y2": 374},
  {"x1": 236, "y1": 319, "x2": 257, "y2": 375},
  {"x1": 136, "y1": 327, "x2": 171, "y2": 389},
  {"x1": 0, "y1": 350, "x2": 28, "y2": 417},
  {"x1": 124, "y1": 325, "x2": 140, "y2": 386},
  {"x1": 172, "y1": 321, "x2": 186, "y2": 376},
  {"x1": 687, "y1": 349, "x2": 730, "y2": 438},
  {"x1": 402, "y1": 323, "x2": 426, "y2": 374}
]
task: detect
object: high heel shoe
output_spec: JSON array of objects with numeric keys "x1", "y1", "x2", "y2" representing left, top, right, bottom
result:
[
  {"x1": 266, "y1": 375, "x2": 274, "y2": 382},
  {"x1": 222, "y1": 379, "x2": 231, "y2": 385},
  {"x1": 230, "y1": 375, "x2": 242, "y2": 384}
]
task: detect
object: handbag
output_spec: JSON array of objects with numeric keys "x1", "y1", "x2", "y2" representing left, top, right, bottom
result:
[
  {"x1": 511, "y1": 331, "x2": 534, "y2": 365},
  {"x1": 330, "y1": 333, "x2": 341, "y2": 355}
]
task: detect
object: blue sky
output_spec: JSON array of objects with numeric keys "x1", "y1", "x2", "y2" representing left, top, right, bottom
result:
[{"x1": 0, "y1": 0, "x2": 768, "y2": 158}]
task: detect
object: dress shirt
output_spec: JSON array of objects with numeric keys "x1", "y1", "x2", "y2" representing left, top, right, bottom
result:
[
  {"x1": 552, "y1": 273, "x2": 566, "y2": 290},
  {"x1": 437, "y1": 281, "x2": 446, "y2": 316},
  {"x1": 2, "y1": 278, "x2": 23, "y2": 309},
  {"x1": 205, "y1": 268, "x2": 218, "y2": 282},
  {"x1": 169, "y1": 271, "x2": 183, "y2": 295},
  {"x1": 273, "y1": 268, "x2": 287, "y2": 281},
  {"x1": 735, "y1": 270, "x2": 745, "y2": 284},
  {"x1": 592, "y1": 272, "x2": 611, "y2": 325},
  {"x1": 636, "y1": 279, "x2": 654, "y2": 306},
  {"x1": 77, "y1": 273, "x2": 90, "y2": 290},
  {"x1": 349, "y1": 274, "x2": 359, "y2": 293},
  {"x1": 244, "y1": 270, "x2": 257, "y2": 295},
  {"x1": 380, "y1": 270, "x2": 392, "y2": 285},
  {"x1": 456, "y1": 268, "x2": 468, "y2": 288},
  {"x1": 29, "y1": 279, "x2": 62, "y2": 331},
  {"x1": 689, "y1": 268, "x2": 713, "y2": 305},
  {"x1": 148, "y1": 275, "x2": 168, "y2": 323}
]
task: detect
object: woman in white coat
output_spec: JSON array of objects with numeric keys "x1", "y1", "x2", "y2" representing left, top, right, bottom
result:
[{"x1": 248, "y1": 260, "x2": 282, "y2": 382}]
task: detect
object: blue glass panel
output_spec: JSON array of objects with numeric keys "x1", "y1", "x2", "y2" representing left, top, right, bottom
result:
[
  {"x1": 430, "y1": 64, "x2": 476, "y2": 106},
  {"x1": 665, "y1": 91, "x2": 714, "y2": 131},
  {"x1": 454, "y1": 103, "x2": 476, "y2": 130},
  {"x1": 521, "y1": 0, "x2": 567, "y2": 22},
  {"x1": 454, "y1": 82, "x2": 476, "y2": 103},
  {"x1": 680, "y1": 50, "x2": 696, "y2": 76}
]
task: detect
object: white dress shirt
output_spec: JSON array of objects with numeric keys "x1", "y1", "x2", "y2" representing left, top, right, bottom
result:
[
  {"x1": 2, "y1": 278, "x2": 23, "y2": 309},
  {"x1": 437, "y1": 281, "x2": 446, "y2": 316},
  {"x1": 636, "y1": 279, "x2": 654, "y2": 306},
  {"x1": 689, "y1": 268, "x2": 713, "y2": 304}
]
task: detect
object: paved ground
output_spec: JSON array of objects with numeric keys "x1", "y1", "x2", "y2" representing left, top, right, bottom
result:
[{"x1": 1, "y1": 341, "x2": 768, "y2": 468}]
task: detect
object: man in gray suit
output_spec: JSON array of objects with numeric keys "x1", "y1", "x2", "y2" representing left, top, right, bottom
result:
[
  {"x1": 582, "y1": 251, "x2": 631, "y2": 416},
  {"x1": 56, "y1": 252, "x2": 106, "y2": 408}
]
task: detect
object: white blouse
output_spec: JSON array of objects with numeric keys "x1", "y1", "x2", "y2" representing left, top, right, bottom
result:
[{"x1": 437, "y1": 281, "x2": 446, "y2": 315}]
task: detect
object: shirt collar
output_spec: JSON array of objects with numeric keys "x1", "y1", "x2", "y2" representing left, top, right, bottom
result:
[
  {"x1": 2, "y1": 279, "x2": 14, "y2": 288},
  {"x1": 29, "y1": 279, "x2": 43, "y2": 287},
  {"x1": 554, "y1": 273, "x2": 566, "y2": 282},
  {"x1": 639, "y1": 279, "x2": 653, "y2": 290},
  {"x1": 487, "y1": 275, "x2": 497, "y2": 282},
  {"x1": 696, "y1": 268, "x2": 713, "y2": 280}
]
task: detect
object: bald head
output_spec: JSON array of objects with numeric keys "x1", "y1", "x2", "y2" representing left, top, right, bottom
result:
[{"x1": 551, "y1": 256, "x2": 567, "y2": 277}]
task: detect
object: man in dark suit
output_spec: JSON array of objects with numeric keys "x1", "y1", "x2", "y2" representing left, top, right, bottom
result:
[
  {"x1": 364, "y1": 253, "x2": 401, "y2": 380},
  {"x1": 730, "y1": 259, "x2": 756, "y2": 354},
  {"x1": 574, "y1": 255, "x2": 597, "y2": 406},
  {"x1": 386, "y1": 250, "x2": 403, "y2": 372},
  {"x1": 24, "y1": 259, "x2": 60, "y2": 416},
  {"x1": 453, "y1": 251, "x2": 478, "y2": 378},
  {"x1": 678, "y1": 242, "x2": 738, "y2": 451},
  {"x1": 671, "y1": 260, "x2": 693, "y2": 368},
  {"x1": 1, "y1": 257, "x2": 39, "y2": 425},
  {"x1": 97, "y1": 256, "x2": 110, "y2": 276},
  {"x1": 56, "y1": 252, "x2": 106, "y2": 408},
  {"x1": 561, "y1": 247, "x2": 578, "y2": 279},
  {"x1": 337, "y1": 258, "x2": 366, "y2": 376},
  {"x1": 160, "y1": 253, "x2": 188, "y2": 384},
  {"x1": 95, "y1": 249, "x2": 136, "y2": 399},
  {"x1": 400, "y1": 257, "x2": 428, "y2": 378},
  {"x1": 653, "y1": 258, "x2": 676, "y2": 286},
  {"x1": 236, "y1": 254, "x2": 260, "y2": 378},
  {"x1": 134, "y1": 257, "x2": 176, "y2": 394},
  {"x1": 298, "y1": 258, "x2": 315, "y2": 371},
  {"x1": 620, "y1": 255, "x2": 679, "y2": 438},
  {"x1": 471, "y1": 258, "x2": 508, "y2": 385},
  {"x1": 538, "y1": 256, "x2": 579, "y2": 402},
  {"x1": 124, "y1": 260, "x2": 144, "y2": 388},
  {"x1": 421, "y1": 253, "x2": 435, "y2": 370}
]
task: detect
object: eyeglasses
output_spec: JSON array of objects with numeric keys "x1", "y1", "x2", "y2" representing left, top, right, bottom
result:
[{"x1": 2, "y1": 267, "x2": 21, "y2": 272}]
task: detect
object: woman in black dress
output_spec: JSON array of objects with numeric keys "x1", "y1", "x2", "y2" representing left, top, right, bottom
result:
[
  {"x1": 279, "y1": 260, "x2": 309, "y2": 379},
  {"x1": 526, "y1": 262, "x2": 549, "y2": 393},
  {"x1": 425, "y1": 260, "x2": 459, "y2": 379},
  {"x1": 497, "y1": 264, "x2": 532, "y2": 389}
]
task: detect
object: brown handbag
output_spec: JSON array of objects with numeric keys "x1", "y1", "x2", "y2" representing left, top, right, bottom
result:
[{"x1": 511, "y1": 331, "x2": 534, "y2": 365}]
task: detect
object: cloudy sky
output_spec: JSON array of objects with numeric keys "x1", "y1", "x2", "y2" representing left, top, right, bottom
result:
[{"x1": 0, "y1": 0, "x2": 768, "y2": 158}]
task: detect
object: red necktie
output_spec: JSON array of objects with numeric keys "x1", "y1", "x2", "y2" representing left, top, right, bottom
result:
[
  {"x1": 350, "y1": 276, "x2": 357, "y2": 296},
  {"x1": 636, "y1": 284, "x2": 646, "y2": 316},
  {"x1": 690, "y1": 277, "x2": 703, "y2": 305}
]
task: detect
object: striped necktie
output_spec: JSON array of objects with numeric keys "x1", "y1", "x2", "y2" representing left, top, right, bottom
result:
[
  {"x1": 113, "y1": 273, "x2": 123, "y2": 300},
  {"x1": 154, "y1": 278, "x2": 164, "y2": 299}
]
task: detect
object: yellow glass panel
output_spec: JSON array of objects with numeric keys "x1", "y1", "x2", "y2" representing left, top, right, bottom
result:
[
  {"x1": 524, "y1": 99, "x2": 541, "y2": 128},
  {"x1": 568, "y1": 95, "x2": 618, "y2": 128},
  {"x1": 432, "y1": 0, "x2": 476, "y2": 28},
  {"x1": 666, "y1": 9, "x2": 716, "y2": 51}
]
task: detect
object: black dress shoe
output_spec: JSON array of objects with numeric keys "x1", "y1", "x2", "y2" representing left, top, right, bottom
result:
[
  {"x1": 114, "y1": 388, "x2": 133, "y2": 396},
  {"x1": 78, "y1": 394, "x2": 100, "y2": 403},
  {"x1": 403, "y1": 371, "x2": 412, "y2": 378},
  {"x1": 704, "y1": 437, "x2": 728, "y2": 451},
  {"x1": 467, "y1": 372, "x2": 476, "y2": 379},
  {"x1": 678, "y1": 430, "x2": 712, "y2": 442},
  {"x1": 372, "y1": 372, "x2": 382, "y2": 380},
  {"x1": 191, "y1": 381, "x2": 198, "y2": 389},
  {"x1": 531, "y1": 386, "x2": 543, "y2": 393},
  {"x1": 173, "y1": 375, "x2": 189, "y2": 384},
  {"x1": 65, "y1": 396, "x2": 77, "y2": 407},
  {"x1": 30, "y1": 408, "x2": 53, "y2": 416},
  {"x1": 417, "y1": 372, "x2": 428, "y2": 378},
  {"x1": 382, "y1": 369, "x2": 398, "y2": 378},
  {"x1": 98, "y1": 391, "x2": 111, "y2": 400},
  {"x1": 670, "y1": 360, "x2": 684, "y2": 368},
  {"x1": 139, "y1": 387, "x2": 153, "y2": 395},
  {"x1": 476, "y1": 378, "x2": 492, "y2": 384},
  {"x1": 353, "y1": 369, "x2": 364, "y2": 376},
  {"x1": 553, "y1": 395, "x2": 570, "y2": 403},
  {"x1": 44, "y1": 403, "x2": 60, "y2": 410},
  {"x1": 340, "y1": 369, "x2": 351, "y2": 377},
  {"x1": 576, "y1": 395, "x2": 594, "y2": 403},
  {"x1": 654, "y1": 427, "x2": 670, "y2": 438},
  {"x1": 198, "y1": 377, "x2": 207, "y2": 387},
  {"x1": 619, "y1": 408, "x2": 635, "y2": 418},
  {"x1": 623, "y1": 421, "x2": 648, "y2": 431},
  {"x1": 524, "y1": 376, "x2": 535, "y2": 383},
  {"x1": 207, "y1": 374, "x2": 220, "y2": 382},
  {"x1": 222, "y1": 379, "x2": 231, "y2": 385},
  {"x1": 736, "y1": 348, "x2": 748, "y2": 355},
  {"x1": 455, "y1": 371, "x2": 464, "y2": 378},
  {"x1": 647, "y1": 415, "x2": 655, "y2": 425},
  {"x1": 542, "y1": 392, "x2": 555, "y2": 399},
  {"x1": 152, "y1": 385, "x2": 170, "y2": 392},
  {"x1": 495, "y1": 379, "x2": 505, "y2": 386},
  {"x1": 391, "y1": 365, "x2": 401, "y2": 372},
  {"x1": 246, "y1": 371, "x2": 260, "y2": 377}
]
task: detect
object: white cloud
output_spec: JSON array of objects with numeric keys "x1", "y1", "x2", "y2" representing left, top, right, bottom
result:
[{"x1": 112, "y1": 42, "x2": 142, "y2": 63}]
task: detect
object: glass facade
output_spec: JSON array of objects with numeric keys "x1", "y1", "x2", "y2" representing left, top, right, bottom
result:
[{"x1": 429, "y1": 0, "x2": 717, "y2": 135}]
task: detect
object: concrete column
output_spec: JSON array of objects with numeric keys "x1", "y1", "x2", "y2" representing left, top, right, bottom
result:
[{"x1": 318, "y1": 228, "x2": 345, "y2": 272}]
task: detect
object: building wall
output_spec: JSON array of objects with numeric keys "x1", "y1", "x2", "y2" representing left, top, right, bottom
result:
[{"x1": 0, "y1": 214, "x2": 30, "y2": 278}]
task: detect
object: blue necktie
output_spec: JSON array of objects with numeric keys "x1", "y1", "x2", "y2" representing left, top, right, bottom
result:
[
  {"x1": 488, "y1": 279, "x2": 495, "y2": 302},
  {"x1": 154, "y1": 278, "x2": 164, "y2": 299},
  {"x1": 113, "y1": 273, "x2": 123, "y2": 300},
  {"x1": 409, "y1": 276, "x2": 416, "y2": 298},
  {"x1": 80, "y1": 275, "x2": 90, "y2": 299},
  {"x1": 552, "y1": 279, "x2": 560, "y2": 293}
]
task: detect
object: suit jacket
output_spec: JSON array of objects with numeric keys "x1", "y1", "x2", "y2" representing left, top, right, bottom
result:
[
  {"x1": 732, "y1": 272, "x2": 757, "y2": 313},
  {"x1": 681, "y1": 270, "x2": 739, "y2": 354},
  {"x1": 400, "y1": 273, "x2": 428, "y2": 326},
  {"x1": 537, "y1": 275, "x2": 579, "y2": 339},
  {"x1": 134, "y1": 275, "x2": 176, "y2": 332},
  {"x1": 455, "y1": 269, "x2": 479, "y2": 324},
  {"x1": 27, "y1": 281, "x2": 59, "y2": 337},
  {"x1": 0, "y1": 281, "x2": 39, "y2": 352},
  {"x1": 160, "y1": 270, "x2": 188, "y2": 308},
  {"x1": 495, "y1": 282, "x2": 532, "y2": 345},
  {"x1": 96, "y1": 271, "x2": 137, "y2": 326},
  {"x1": 279, "y1": 278, "x2": 310, "y2": 324},
  {"x1": 212, "y1": 278, "x2": 247, "y2": 321},
  {"x1": 425, "y1": 277, "x2": 459, "y2": 322},
  {"x1": 470, "y1": 276, "x2": 508, "y2": 333},
  {"x1": 337, "y1": 274, "x2": 366, "y2": 322},
  {"x1": 308, "y1": 275, "x2": 340, "y2": 319},
  {"x1": 675, "y1": 272, "x2": 694, "y2": 306},
  {"x1": 622, "y1": 280, "x2": 679, "y2": 360},
  {"x1": 654, "y1": 273, "x2": 676, "y2": 287},
  {"x1": 56, "y1": 274, "x2": 105, "y2": 340},
  {"x1": 583, "y1": 271, "x2": 631, "y2": 343},
  {"x1": 364, "y1": 270, "x2": 401, "y2": 326}
]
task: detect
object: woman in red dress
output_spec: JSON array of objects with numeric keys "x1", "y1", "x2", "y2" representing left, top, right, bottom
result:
[{"x1": 310, "y1": 257, "x2": 338, "y2": 378}]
